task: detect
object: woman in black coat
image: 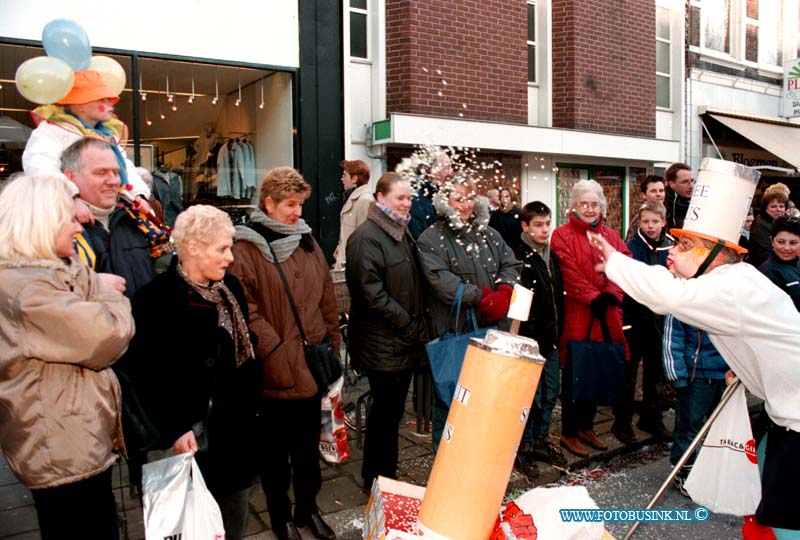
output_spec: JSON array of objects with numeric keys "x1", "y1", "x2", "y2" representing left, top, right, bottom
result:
[
  {"x1": 345, "y1": 172, "x2": 427, "y2": 489},
  {"x1": 118, "y1": 205, "x2": 261, "y2": 540}
]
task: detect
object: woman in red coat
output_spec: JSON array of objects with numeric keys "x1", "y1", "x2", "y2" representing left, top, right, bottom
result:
[{"x1": 551, "y1": 179, "x2": 631, "y2": 458}]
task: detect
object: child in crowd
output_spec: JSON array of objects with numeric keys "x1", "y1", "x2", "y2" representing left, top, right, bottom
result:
[
  {"x1": 513, "y1": 201, "x2": 567, "y2": 477},
  {"x1": 612, "y1": 202, "x2": 672, "y2": 444},
  {"x1": 662, "y1": 314, "x2": 728, "y2": 495}
]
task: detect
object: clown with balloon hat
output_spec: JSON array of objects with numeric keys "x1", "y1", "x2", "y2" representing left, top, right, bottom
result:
[
  {"x1": 590, "y1": 158, "x2": 800, "y2": 538},
  {"x1": 18, "y1": 18, "x2": 151, "y2": 217}
]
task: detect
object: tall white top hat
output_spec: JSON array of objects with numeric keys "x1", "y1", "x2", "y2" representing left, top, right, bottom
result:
[{"x1": 670, "y1": 158, "x2": 761, "y2": 254}]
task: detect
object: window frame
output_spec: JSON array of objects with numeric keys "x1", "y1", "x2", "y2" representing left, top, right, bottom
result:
[
  {"x1": 527, "y1": 0, "x2": 537, "y2": 85},
  {"x1": 689, "y1": 0, "x2": 797, "y2": 74},
  {"x1": 349, "y1": 0, "x2": 369, "y2": 61},
  {"x1": 656, "y1": 4, "x2": 672, "y2": 110}
]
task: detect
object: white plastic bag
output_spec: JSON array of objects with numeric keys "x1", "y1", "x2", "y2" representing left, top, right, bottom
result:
[
  {"x1": 684, "y1": 384, "x2": 762, "y2": 515},
  {"x1": 320, "y1": 376, "x2": 350, "y2": 464},
  {"x1": 142, "y1": 453, "x2": 226, "y2": 540}
]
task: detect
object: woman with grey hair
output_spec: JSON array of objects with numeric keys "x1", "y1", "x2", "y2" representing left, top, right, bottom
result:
[
  {"x1": 117, "y1": 205, "x2": 261, "y2": 540},
  {"x1": 550, "y1": 179, "x2": 631, "y2": 458}
]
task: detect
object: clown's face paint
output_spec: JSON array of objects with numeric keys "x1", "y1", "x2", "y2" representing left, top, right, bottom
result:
[{"x1": 667, "y1": 237, "x2": 710, "y2": 278}]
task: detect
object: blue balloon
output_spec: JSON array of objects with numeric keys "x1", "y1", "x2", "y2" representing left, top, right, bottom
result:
[{"x1": 42, "y1": 19, "x2": 91, "y2": 72}]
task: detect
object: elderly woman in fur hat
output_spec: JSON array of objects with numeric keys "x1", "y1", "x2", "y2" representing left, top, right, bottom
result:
[{"x1": 416, "y1": 174, "x2": 521, "y2": 451}]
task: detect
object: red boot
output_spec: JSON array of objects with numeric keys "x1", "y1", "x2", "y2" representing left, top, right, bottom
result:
[{"x1": 742, "y1": 515, "x2": 776, "y2": 540}]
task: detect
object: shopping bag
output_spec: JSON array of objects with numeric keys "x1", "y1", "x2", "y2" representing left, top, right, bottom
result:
[
  {"x1": 684, "y1": 384, "x2": 761, "y2": 516},
  {"x1": 320, "y1": 376, "x2": 350, "y2": 464},
  {"x1": 425, "y1": 283, "x2": 495, "y2": 404},
  {"x1": 142, "y1": 453, "x2": 225, "y2": 540},
  {"x1": 561, "y1": 317, "x2": 625, "y2": 405}
]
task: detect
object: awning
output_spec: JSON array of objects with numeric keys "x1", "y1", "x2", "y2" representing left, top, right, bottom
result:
[{"x1": 706, "y1": 111, "x2": 800, "y2": 170}]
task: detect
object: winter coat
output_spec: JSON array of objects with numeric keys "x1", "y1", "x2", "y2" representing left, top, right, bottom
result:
[
  {"x1": 346, "y1": 204, "x2": 427, "y2": 372},
  {"x1": 0, "y1": 258, "x2": 133, "y2": 489},
  {"x1": 551, "y1": 213, "x2": 631, "y2": 366},
  {"x1": 409, "y1": 182, "x2": 438, "y2": 239},
  {"x1": 489, "y1": 206, "x2": 523, "y2": 252},
  {"x1": 605, "y1": 253, "x2": 800, "y2": 431},
  {"x1": 228, "y1": 223, "x2": 340, "y2": 400},
  {"x1": 152, "y1": 169, "x2": 184, "y2": 228},
  {"x1": 662, "y1": 314, "x2": 729, "y2": 388},
  {"x1": 623, "y1": 230, "x2": 671, "y2": 337},
  {"x1": 334, "y1": 183, "x2": 374, "y2": 270},
  {"x1": 759, "y1": 253, "x2": 800, "y2": 312},
  {"x1": 514, "y1": 238, "x2": 564, "y2": 353},
  {"x1": 22, "y1": 109, "x2": 148, "y2": 198},
  {"x1": 665, "y1": 186, "x2": 690, "y2": 230},
  {"x1": 417, "y1": 194, "x2": 521, "y2": 336},
  {"x1": 82, "y1": 207, "x2": 157, "y2": 298},
  {"x1": 117, "y1": 259, "x2": 262, "y2": 495},
  {"x1": 748, "y1": 213, "x2": 775, "y2": 268}
]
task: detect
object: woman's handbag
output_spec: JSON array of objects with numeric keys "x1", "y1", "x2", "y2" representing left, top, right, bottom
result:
[
  {"x1": 425, "y1": 283, "x2": 496, "y2": 404},
  {"x1": 267, "y1": 243, "x2": 342, "y2": 391},
  {"x1": 561, "y1": 316, "x2": 626, "y2": 405}
]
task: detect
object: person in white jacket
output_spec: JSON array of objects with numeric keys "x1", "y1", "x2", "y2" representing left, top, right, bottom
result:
[
  {"x1": 589, "y1": 158, "x2": 800, "y2": 533},
  {"x1": 22, "y1": 70, "x2": 150, "y2": 220}
]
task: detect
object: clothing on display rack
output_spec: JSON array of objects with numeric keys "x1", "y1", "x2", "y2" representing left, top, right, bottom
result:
[
  {"x1": 152, "y1": 166, "x2": 185, "y2": 228},
  {"x1": 216, "y1": 138, "x2": 257, "y2": 199}
]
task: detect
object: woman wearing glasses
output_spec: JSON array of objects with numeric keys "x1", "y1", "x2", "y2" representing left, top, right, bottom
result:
[{"x1": 550, "y1": 179, "x2": 631, "y2": 458}]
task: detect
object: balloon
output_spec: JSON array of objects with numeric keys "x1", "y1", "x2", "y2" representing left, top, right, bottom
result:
[
  {"x1": 15, "y1": 56, "x2": 75, "y2": 104},
  {"x1": 89, "y1": 56, "x2": 126, "y2": 95},
  {"x1": 42, "y1": 19, "x2": 91, "y2": 71}
]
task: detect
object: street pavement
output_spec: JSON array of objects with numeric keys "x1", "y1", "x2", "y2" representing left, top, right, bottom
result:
[{"x1": 0, "y1": 392, "x2": 687, "y2": 540}]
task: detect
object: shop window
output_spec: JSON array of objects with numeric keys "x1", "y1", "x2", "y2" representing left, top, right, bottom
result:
[
  {"x1": 527, "y1": 1, "x2": 537, "y2": 84},
  {"x1": 350, "y1": 0, "x2": 368, "y2": 59},
  {"x1": 0, "y1": 43, "x2": 294, "y2": 215},
  {"x1": 656, "y1": 6, "x2": 671, "y2": 109},
  {"x1": 556, "y1": 164, "x2": 626, "y2": 234}
]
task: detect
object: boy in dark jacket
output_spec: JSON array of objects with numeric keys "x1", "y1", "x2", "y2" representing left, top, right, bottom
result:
[
  {"x1": 513, "y1": 202, "x2": 566, "y2": 477},
  {"x1": 662, "y1": 313, "x2": 728, "y2": 495},
  {"x1": 612, "y1": 202, "x2": 672, "y2": 445}
]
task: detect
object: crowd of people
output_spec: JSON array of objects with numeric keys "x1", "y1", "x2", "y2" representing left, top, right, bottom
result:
[{"x1": 1, "y1": 79, "x2": 799, "y2": 540}]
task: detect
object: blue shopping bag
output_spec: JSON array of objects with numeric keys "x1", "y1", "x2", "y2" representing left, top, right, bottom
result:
[{"x1": 425, "y1": 283, "x2": 495, "y2": 404}]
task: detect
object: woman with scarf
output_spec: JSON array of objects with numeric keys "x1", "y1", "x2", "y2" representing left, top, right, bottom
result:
[
  {"x1": 345, "y1": 172, "x2": 427, "y2": 490},
  {"x1": 228, "y1": 167, "x2": 340, "y2": 540},
  {"x1": 417, "y1": 175, "x2": 521, "y2": 450},
  {"x1": 118, "y1": 204, "x2": 261, "y2": 540},
  {"x1": 749, "y1": 184, "x2": 790, "y2": 267},
  {"x1": 551, "y1": 179, "x2": 631, "y2": 458}
]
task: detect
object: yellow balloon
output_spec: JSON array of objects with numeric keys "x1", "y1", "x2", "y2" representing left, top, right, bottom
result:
[
  {"x1": 15, "y1": 56, "x2": 74, "y2": 104},
  {"x1": 89, "y1": 56, "x2": 126, "y2": 96}
]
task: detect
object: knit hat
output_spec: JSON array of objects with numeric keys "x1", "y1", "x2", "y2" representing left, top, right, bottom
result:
[
  {"x1": 670, "y1": 158, "x2": 760, "y2": 254},
  {"x1": 57, "y1": 70, "x2": 119, "y2": 105}
]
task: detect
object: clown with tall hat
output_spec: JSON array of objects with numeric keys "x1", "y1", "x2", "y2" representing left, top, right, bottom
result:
[
  {"x1": 590, "y1": 158, "x2": 800, "y2": 537},
  {"x1": 17, "y1": 19, "x2": 150, "y2": 212}
]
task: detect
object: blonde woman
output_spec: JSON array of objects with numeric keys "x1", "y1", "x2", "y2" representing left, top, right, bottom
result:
[{"x1": 0, "y1": 175, "x2": 134, "y2": 539}]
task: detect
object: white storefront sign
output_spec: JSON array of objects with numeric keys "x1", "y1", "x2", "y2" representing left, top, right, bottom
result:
[{"x1": 783, "y1": 59, "x2": 800, "y2": 119}]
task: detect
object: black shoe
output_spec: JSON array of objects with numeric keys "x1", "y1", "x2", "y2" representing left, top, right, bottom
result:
[
  {"x1": 273, "y1": 521, "x2": 302, "y2": 540},
  {"x1": 611, "y1": 423, "x2": 638, "y2": 445},
  {"x1": 531, "y1": 438, "x2": 568, "y2": 467},
  {"x1": 637, "y1": 419, "x2": 672, "y2": 440},
  {"x1": 514, "y1": 450, "x2": 540, "y2": 479},
  {"x1": 295, "y1": 512, "x2": 336, "y2": 540}
]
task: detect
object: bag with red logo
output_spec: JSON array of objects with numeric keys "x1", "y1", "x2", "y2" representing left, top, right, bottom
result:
[
  {"x1": 684, "y1": 384, "x2": 762, "y2": 515},
  {"x1": 320, "y1": 376, "x2": 350, "y2": 464}
]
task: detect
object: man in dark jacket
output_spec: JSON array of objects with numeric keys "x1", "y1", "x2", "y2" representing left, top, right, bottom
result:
[
  {"x1": 62, "y1": 137, "x2": 169, "y2": 298},
  {"x1": 513, "y1": 202, "x2": 566, "y2": 476},
  {"x1": 612, "y1": 202, "x2": 672, "y2": 445},
  {"x1": 664, "y1": 162, "x2": 694, "y2": 230}
]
